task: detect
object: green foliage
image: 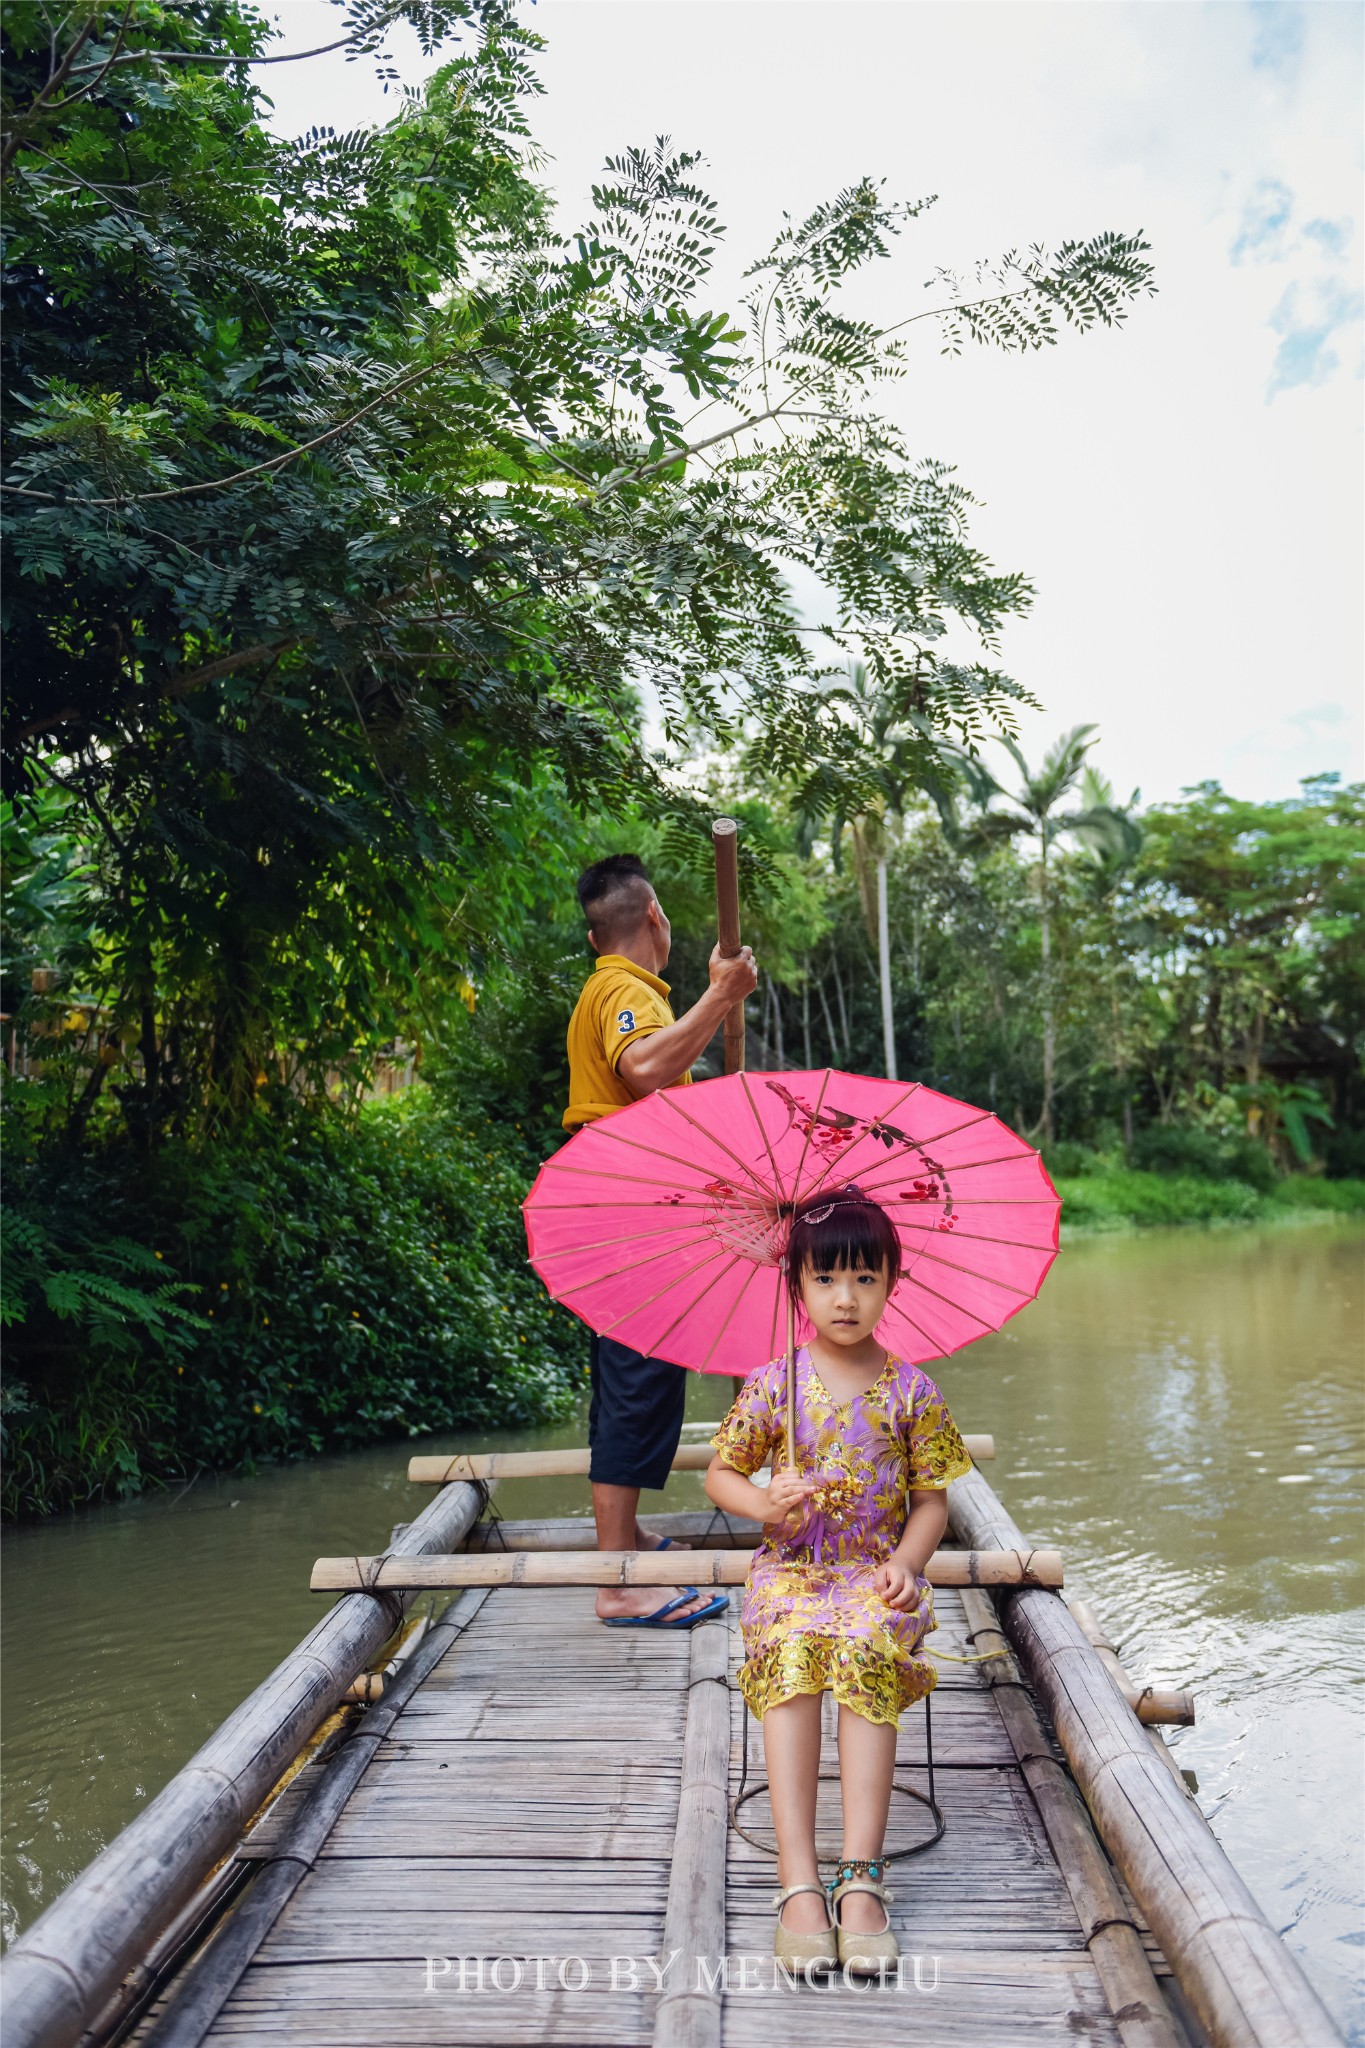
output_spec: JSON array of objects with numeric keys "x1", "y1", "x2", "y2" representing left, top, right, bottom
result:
[
  {"x1": 2, "y1": 1090, "x2": 587, "y2": 1518},
  {"x1": 1269, "y1": 1177, "x2": 1365, "y2": 1214},
  {"x1": 765, "y1": 769, "x2": 1363, "y2": 1169},
  {"x1": 0, "y1": 1185, "x2": 206, "y2": 1516},
  {"x1": 1129, "y1": 1125, "x2": 1277, "y2": 1193},
  {"x1": 2, "y1": 0, "x2": 1156, "y2": 1148},
  {"x1": 1053, "y1": 1169, "x2": 1365, "y2": 1231},
  {"x1": 1055, "y1": 1171, "x2": 1268, "y2": 1230}
]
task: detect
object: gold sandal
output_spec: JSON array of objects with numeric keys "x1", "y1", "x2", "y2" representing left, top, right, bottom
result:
[
  {"x1": 772, "y1": 1882, "x2": 838, "y2": 1970},
  {"x1": 828, "y1": 1857, "x2": 899, "y2": 1975}
]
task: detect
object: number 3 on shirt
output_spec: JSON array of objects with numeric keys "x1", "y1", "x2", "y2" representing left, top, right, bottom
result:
[{"x1": 616, "y1": 1008, "x2": 636, "y2": 1034}]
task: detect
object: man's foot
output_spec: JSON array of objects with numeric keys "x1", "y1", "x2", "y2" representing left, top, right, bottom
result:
[
  {"x1": 595, "y1": 1584, "x2": 712, "y2": 1622},
  {"x1": 634, "y1": 1523, "x2": 692, "y2": 1551}
]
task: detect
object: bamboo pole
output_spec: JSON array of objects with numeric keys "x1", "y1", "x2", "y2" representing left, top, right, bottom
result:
[
  {"x1": 957, "y1": 1586, "x2": 1186, "y2": 2048},
  {"x1": 712, "y1": 816, "x2": 745, "y2": 1076},
  {"x1": 651, "y1": 1620, "x2": 729, "y2": 2048},
  {"x1": 714, "y1": 813, "x2": 748, "y2": 1401},
  {"x1": 310, "y1": 1545, "x2": 1064, "y2": 1593},
  {"x1": 139, "y1": 1588, "x2": 493, "y2": 2048},
  {"x1": 0, "y1": 1476, "x2": 490, "y2": 2048},
  {"x1": 406, "y1": 1434, "x2": 994, "y2": 1482},
  {"x1": 1067, "y1": 1594, "x2": 1195, "y2": 1729},
  {"x1": 464, "y1": 1509, "x2": 763, "y2": 1550},
  {"x1": 945, "y1": 1463, "x2": 1343, "y2": 2048}
]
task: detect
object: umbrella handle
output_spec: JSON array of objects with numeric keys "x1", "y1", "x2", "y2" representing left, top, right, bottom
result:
[
  {"x1": 785, "y1": 1282, "x2": 797, "y2": 1470},
  {"x1": 712, "y1": 817, "x2": 746, "y2": 1076}
]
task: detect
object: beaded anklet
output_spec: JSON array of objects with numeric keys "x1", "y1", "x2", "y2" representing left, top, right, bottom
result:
[{"x1": 827, "y1": 1856, "x2": 887, "y2": 1893}]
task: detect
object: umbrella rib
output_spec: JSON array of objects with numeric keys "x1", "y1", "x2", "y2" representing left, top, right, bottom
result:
[
  {"x1": 651, "y1": 1089, "x2": 776, "y2": 1201},
  {"x1": 540, "y1": 1229, "x2": 722, "y2": 1300},
  {"x1": 767, "y1": 1267, "x2": 783, "y2": 1363},
  {"x1": 698, "y1": 1258, "x2": 767, "y2": 1370},
  {"x1": 788, "y1": 1068, "x2": 834, "y2": 1209},
  {"x1": 855, "y1": 1146, "x2": 1046, "y2": 1197},
  {"x1": 532, "y1": 1219, "x2": 714, "y2": 1263},
  {"x1": 568, "y1": 1120, "x2": 747, "y2": 1181},
  {"x1": 527, "y1": 1197, "x2": 725, "y2": 1212},
  {"x1": 789, "y1": 1077, "x2": 926, "y2": 1208},
  {"x1": 897, "y1": 1241, "x2": 1034, "y2": 1297},
  {"x1": 896, "y1": 1267, "x2": 998, "y2": 1334},
  {"x1": 644, "y1": 1250, "x2": 746, "y2": 1358},
  {"x1": 594, "y1": 1240, "x2": 732, "y2": 1339},
  {"x1": 541, "y1": 1161, "x2": 728, "y2": 1194},
  {"x1": 740, "y1": 1070, "x2": 791, "y2": 1207},
  {"x1": 880, "y1": 1296, "x2": 944, "y2": 1358},
  {"x1": 897, "y1": 1221, "x2": 1059, "y2": 1254},
  {"x1": 802, "y1": 1107, "x2": 1000, "y2": 1208}
]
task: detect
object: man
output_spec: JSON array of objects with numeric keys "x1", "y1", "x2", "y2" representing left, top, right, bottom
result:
[{"x1": 565, "y1": 853, "x2": 758, "y2": 1624}]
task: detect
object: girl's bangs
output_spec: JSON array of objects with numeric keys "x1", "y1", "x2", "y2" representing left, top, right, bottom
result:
[{"x1": 787, "y1": 1193, "x2": 899, "y2": 1278}]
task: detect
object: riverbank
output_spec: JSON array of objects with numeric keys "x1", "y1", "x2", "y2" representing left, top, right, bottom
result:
[{"x1": 1054, "y1": 1170, "x2": 1365, "y2": 1233}]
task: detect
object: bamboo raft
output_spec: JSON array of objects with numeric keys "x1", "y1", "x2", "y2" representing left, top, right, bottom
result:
[{"x1": 0, "y1": 1437, "x2": 1345, "y2": 2048}]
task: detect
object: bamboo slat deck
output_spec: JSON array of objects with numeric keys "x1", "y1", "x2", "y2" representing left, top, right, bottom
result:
[{"x1": 129, "y1": 1562, "x2": 1201, "y2": 2048}]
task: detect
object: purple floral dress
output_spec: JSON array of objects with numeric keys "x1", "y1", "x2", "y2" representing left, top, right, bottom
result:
[{"x1": 710, "y1": 1348, "x2": 973, "y2": 1726}]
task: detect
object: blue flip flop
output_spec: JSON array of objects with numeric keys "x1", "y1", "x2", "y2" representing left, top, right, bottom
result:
[{"x1": 602, "y1": 1587, "x2": 730, "y2": 1629}]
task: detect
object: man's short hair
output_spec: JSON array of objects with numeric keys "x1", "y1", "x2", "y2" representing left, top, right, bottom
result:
[{"x1": 577, "y1": 854, "x2": 656, "y2": 946}]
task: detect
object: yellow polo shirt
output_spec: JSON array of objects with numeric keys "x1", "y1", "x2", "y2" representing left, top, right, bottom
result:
[{"x1": 563, "y1": 954, "x2": 692, "y2": 1131}]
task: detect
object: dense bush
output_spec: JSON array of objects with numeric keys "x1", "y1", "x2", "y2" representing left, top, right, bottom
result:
[
  {"x1": 1055, "y1": 1169, "x2": 1365, "y2": 1231},
  {"x1": 1270, "y1": 1176, "x2": 1365, "y2": 1214},
  {"x1": 1129, "y1": 1125, "x2": 1278, "y2": 1192},
  {"x1": 2, "y1": 1090, "x2": 587, "y2": 1519},
  {"x1": 1323, "y1": 1127, "x2": 1365, "y2": 1180}
]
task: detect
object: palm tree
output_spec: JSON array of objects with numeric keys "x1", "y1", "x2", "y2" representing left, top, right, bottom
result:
[
  {"x1": 948, "y1": 726, "x2": 1141, "y2": 1144},
  {"x1": 805, "y1": 664, "x2": 921, "y2": 1081}
]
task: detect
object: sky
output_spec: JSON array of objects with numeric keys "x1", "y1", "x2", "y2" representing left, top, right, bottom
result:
[{"x1": 255, "y1": 0, "x2": 1364, "y2": 809}]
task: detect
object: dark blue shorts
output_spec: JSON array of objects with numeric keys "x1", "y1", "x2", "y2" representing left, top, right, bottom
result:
[{"x1": 588, "y1": 1332, "x2": 689, "y2": 1491}]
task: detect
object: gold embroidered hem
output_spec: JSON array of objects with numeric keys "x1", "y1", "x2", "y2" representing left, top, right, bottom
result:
[{"x1": 736, "y1": 1632, "x2": 937, "y2": 1727}]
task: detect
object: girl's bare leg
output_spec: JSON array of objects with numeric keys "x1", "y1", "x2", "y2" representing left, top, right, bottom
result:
[
  {"x1": 763, "y1": 1694, "x2": 827, "y2": 1933},
  {"x1": 835, "y1": 1703, "x2": 898, "y2": 1934}
]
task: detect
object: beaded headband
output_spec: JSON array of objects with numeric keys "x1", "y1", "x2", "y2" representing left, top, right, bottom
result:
[{"x1": 790, "y1": 1184, "x2": 882, "y2": 1228}]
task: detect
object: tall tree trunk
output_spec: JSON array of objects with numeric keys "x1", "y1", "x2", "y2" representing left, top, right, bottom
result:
[
  {"x1": 831, "y1": 953, "x2": 852, "y2": 1057},
  {"x1": 801, "y1": 966, "x2": 812, "y2": 1070},
  {"x1": 817, "y1": 972, "x2": 840, "y2": 1066},
  {"x1": 1039, "y1": 835, "x2": 1054, "y2": 1145},
  {"x1": 876, "y1": 852, "x2": 896, "y2": 1081},
  {"x1": 767, "y1": 973, "x2": 785, "y2": 1067},
  {"x1": 850, "y1": 819, "x2": 877, "y2": 946}
]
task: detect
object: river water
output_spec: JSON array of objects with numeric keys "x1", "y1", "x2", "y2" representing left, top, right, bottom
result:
[{"x1": 3, "y1": 1220, "x2": 1362, "y2": 2036}]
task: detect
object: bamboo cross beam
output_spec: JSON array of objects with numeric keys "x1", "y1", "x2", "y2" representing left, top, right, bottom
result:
[
  {"x1": 1067, "y1": 1595, "x2": 1196, "y2": 1729},
  {"x1": 311, "y1": 1545, "x2": 1062, "y2": 1594},
  {"x1": 406, "y1": 1433, "x2": 995, "y2": 1484}
]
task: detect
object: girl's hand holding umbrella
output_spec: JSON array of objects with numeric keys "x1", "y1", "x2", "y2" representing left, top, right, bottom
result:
[{"x1": 760, "y1": 1465, "x2": 820, "y2": 1535}]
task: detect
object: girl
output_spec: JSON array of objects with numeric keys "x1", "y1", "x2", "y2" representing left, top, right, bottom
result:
[{"x1": 703, "y1": 1186, "x2": 973, "y2": 1975}]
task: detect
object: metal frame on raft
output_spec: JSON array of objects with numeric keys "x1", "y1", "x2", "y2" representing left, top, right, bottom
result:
[{"x1": 0, "y1": 1448, "x2": 1345, "y2": 2048}]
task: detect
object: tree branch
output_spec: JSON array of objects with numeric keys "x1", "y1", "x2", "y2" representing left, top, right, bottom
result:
[
  {"x1": 2, "y1": 355, "x2": 448, "y2": 505},
  {"x1": 0, "y1": 12, "x2": 95, "y2": 175},
  {"x1": 164, "y1": 637, "x2": 302, "y2": 698}
]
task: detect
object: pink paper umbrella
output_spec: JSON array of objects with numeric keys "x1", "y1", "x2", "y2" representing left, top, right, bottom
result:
[{"x1": 524, "y1": 1068, "x2": 1060, "y2": 1458}]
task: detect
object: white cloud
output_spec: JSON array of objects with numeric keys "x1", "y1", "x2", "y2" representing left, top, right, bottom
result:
[{"x1": 255, "y1": 0, "x2": 1363, "y2": 805}]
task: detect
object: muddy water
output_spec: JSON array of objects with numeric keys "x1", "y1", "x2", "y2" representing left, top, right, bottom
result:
[{"x1": 2, "y1": 1220, "x2": 1361, "y2": 2036}]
